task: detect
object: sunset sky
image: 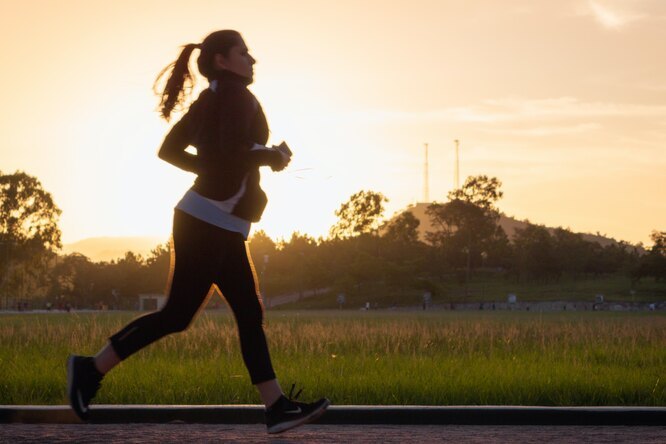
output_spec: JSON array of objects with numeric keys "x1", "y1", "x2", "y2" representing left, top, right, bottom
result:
[{"x1": 1, "y1": 0, "x2": 664, "y2": 247}]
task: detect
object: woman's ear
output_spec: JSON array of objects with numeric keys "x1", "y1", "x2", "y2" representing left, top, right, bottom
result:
[{"x1": 213, "y1": 53, "x2": 228, "y2": 70}]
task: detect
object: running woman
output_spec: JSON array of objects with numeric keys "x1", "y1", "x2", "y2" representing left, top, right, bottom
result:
[{"x1": 67, "y1": 30, "x2": 330, "y2": 434}]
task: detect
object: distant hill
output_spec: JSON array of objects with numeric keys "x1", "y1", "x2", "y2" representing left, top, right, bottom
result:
[
  {"x1": 402, "y1": 202, "x2": 626, "y2": 248},
  {"x1": 62, "y1": 236, "x2": 168, "y2": 262},
  {"x1": 63, "y1": 204, "x2": 634, "y2": 262}
]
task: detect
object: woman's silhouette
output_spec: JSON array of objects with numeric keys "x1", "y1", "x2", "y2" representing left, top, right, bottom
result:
[{"x1": 67, "y1": 30, "x2": 329, "y2": 434}]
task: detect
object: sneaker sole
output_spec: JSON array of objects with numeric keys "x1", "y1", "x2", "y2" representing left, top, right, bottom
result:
[{"x1": 267, "y1": 399, "x2": 330, "y2": 434}]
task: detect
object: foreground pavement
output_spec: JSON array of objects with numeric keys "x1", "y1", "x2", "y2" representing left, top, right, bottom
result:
[
  {"x1": 1, "y1": 405, "x2": 665, "y2": 426},
  {"x1": 1, "y1": 424, "x2": 665, "y2": 444}
]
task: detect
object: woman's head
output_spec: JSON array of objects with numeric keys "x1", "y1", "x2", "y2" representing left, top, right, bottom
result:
[
  {"x1": 198, "y1": 30, "x2": 255, "y2": 80},
  {"x1": 155, "y1": 30, "x2": 255, "y2": 121}
]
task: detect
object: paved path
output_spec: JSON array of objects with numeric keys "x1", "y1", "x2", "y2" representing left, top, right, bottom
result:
[
  {"x1": 3, "y1": 405, "x2": 665, "y2": 426},
  {"x1": 2, "y1": 424, "x2": 665, "y2": 443}
]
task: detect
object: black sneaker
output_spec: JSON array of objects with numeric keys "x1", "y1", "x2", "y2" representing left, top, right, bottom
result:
[
  {"x1": 67, "y1": 355, "x2": 104, "y2": 421},
  {"x1": 265, "y1": 385, "x2": 330, "y2": 434}
]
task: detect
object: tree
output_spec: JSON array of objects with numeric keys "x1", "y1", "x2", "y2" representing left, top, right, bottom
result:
[
  {"x1": 633, "y1": 230, "x2": 666, "y2": 282},
  {"x1": 381, "y1": 210, "x2": 428, "y2": 279},
  {"x1": 279, "y1": 232, "x2": 320, "y2": 297},
  {"x1": 48, "y1": 253, "x2": 96, "y2": 308},
  {"x1": 447, "y1": 175, "x2": 503, "y2": 211},
  {"x1": 0, "y1": 171, "x2": 62, "y2": 252},
  {"x1": 113, "y1": 251, "x2": 146, "y2": 307},
  {"x1": 426, "y1": 199, "x2": 498, "y2": 273},
  {"x1": 144, "y1": 243, "x2": 171, "y2": 294},
  {"x1": 0, "y1": 171, "x2": 62, "y2": 307},
  {"x1": 648, "y1": 230, "x2": 666, "y2": 281},
  {"x1": 330, "y1": 190, "x2": 388, "y2": 239},
  {"x1": 650, "y1": 230, "x2": 666, "y2": 255},
  {"x1": 383, "y1": 211, "x2": 420, "y2": 244},
  {"x1": 511, "y1": 223, "x2": 559, "y2": 282},
  {"x1": 426, "y1": 175, "x2": 505, "y2": 288},
  {"x1": 248, "y1": 230, "x2": 277, "y2": 267},
  {"x1": 551, "y1": 227, "x2": 591, "y2": 276}
]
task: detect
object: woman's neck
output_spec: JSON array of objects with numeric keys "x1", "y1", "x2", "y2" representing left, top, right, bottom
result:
[{"x1": 212, "y1": 69, "x2": 252, "y2": 86}]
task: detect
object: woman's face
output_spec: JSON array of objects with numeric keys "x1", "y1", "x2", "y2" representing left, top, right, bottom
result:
[{"x1": 214, "y1": 39, "x2": 256, "y2": 81}]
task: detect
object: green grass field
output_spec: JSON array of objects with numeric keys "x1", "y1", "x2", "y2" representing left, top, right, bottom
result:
[{"x1": 1, "y1": 310, "x2": 664, "y2": 406}]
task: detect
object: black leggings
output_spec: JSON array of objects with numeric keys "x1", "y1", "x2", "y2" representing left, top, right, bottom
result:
[{"x1": 109, "y1": 209, "x2": 276, "y2": 384}]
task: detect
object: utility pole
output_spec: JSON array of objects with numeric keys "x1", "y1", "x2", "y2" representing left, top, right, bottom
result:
[
  {"x1": 423, "y1": 143, "x2": 430, "y2": 203},
  {"x1": 454, "y1": 139, "x2": 460, "y2": 190}
]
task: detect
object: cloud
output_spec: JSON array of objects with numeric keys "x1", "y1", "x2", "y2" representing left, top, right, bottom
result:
[
  {"x1": 480, "y1": 123, "x2": 603, "y2": 137},
  {"x1": 579, "y1": 0, "x2": 666, "y2": 29},
  {"x1": 335, "y1": 97, "x2": 666, "y2": 125},
  {"x1": 470, "y1": 97, "x2": 666, "y2": 120},
  {"x1": 587, "y1": 1, "x2": 640, "y2": 28}
]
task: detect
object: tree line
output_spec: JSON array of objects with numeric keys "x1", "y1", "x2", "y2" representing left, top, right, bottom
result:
[{"x1": 1, "y1": 170, "x2": 664, "y2": 309}]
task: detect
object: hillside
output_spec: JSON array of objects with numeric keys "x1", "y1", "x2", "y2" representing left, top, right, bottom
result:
[
  {"x1": 403, "y1": 202, "x2": 625, "y2": 247},
  {"x1": 62, "y1": 236, "x2": 167, "y2": 262}
]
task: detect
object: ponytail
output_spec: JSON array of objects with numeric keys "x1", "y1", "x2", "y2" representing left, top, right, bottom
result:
[
  {"x1": 153, "y1": 43, "x2": 200, "y2": 121},
  {"x1": 153, "y1": 30, "x2": 242, "y2": 121}
]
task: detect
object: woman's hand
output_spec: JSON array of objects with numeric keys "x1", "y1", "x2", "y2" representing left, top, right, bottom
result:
[{"x1": 270, "y1": 141, "x2": 292, "y2": 172}]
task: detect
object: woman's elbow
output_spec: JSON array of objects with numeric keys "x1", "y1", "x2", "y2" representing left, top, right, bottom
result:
[{"x1": 157, "y1": 145, "x2": 173, "y2": 162}]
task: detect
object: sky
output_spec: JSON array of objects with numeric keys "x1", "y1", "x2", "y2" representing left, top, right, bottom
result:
[{"x1": 0, "y1": 0, "x2": 664, "y2": 246}]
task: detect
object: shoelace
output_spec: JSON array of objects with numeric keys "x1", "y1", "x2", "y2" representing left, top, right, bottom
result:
[{"x1": 287, "y1": 383, "x2": 303, "y2": 401}]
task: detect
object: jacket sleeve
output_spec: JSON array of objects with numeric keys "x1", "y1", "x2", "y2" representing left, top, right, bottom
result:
[
  {"x1": 217, "y1": 87, "x2": 282, "y2": 169},
  {"x1": 157, "y1": 112, "x2": 199, "y2": 173}
]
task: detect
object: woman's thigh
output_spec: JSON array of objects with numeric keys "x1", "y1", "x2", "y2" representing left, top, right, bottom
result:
[
  {"x1": 213, "y1": 233, "x2": 265, "y2": 317},
  {"x1": 163, "y1": 210, "x2": 222, "y2": 317}
]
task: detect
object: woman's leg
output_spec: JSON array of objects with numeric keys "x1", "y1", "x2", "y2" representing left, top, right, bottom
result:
[
  {"x1": 211, "y1": 228, "x2": 330, "y2": 433},
  {"x1": 213, "y1": 232, "x2": 280, "y2": 406},
  {"x1": 255, "y1": 379, "x2": 284, "y2": 407},
  {"x1": 102, "y1": 210, "x2": 216, "y2": 366},
  {"x1": 93, "y1": 343, "x2": 120, "y2": 374},
  {"x1": 68, "y1": 210, "x2": 218, "y2": 420}
]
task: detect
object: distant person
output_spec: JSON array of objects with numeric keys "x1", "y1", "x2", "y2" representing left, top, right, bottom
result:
[{"x1": 67, "y1": 30, "x2": 329, "y2": 434}]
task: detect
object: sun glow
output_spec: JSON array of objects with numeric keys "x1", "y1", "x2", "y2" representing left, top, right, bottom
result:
[{"x1": 1, "y1": 0, "x2": 664, "y2": 247}]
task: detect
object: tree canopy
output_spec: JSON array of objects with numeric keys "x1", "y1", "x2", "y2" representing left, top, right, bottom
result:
[
  {"x1": 447, "y1": 175, "x2": 503, "y2": 211},
  {"x1": 427, "y1": 175, "x2": 505, "y2": 274},
  {"x1": 383, "y1": 211, "x2": 421, "y2": 244},
  {"x1": 0, "y1": 171, "x2": 62, "y2": 254},
  {"x1": 329, "y1": 190, "x2": 388, "y2": 238},
  {"x1": 1, "y1": 171, "x2": 62, "y2": 304},
  {"x1": 2, "y1": 172, "x2": 658, "y2": 310}
]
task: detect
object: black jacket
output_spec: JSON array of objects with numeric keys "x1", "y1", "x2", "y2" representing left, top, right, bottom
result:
[{"x1": 158, "y1": 70, "x2": 282, "y2": 222}]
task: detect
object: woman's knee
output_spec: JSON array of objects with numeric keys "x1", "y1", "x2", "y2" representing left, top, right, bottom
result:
[
  {"x1": 234, "y1": 300, "x2": 264, "y2": 328},
  {"x1": 157, "y1": 307, "x2": 195, "y2": 333}
]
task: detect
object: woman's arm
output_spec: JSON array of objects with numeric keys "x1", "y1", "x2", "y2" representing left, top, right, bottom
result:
[
  {"x1": 217, "y1": 86, "x2": 285, "y2": 169},
  {"x1": 157, "y1": 116, "x2": 199, "y2": 173},
  {"x1": 251, "y1": 143, "x2": 291, "y2": 171}
]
